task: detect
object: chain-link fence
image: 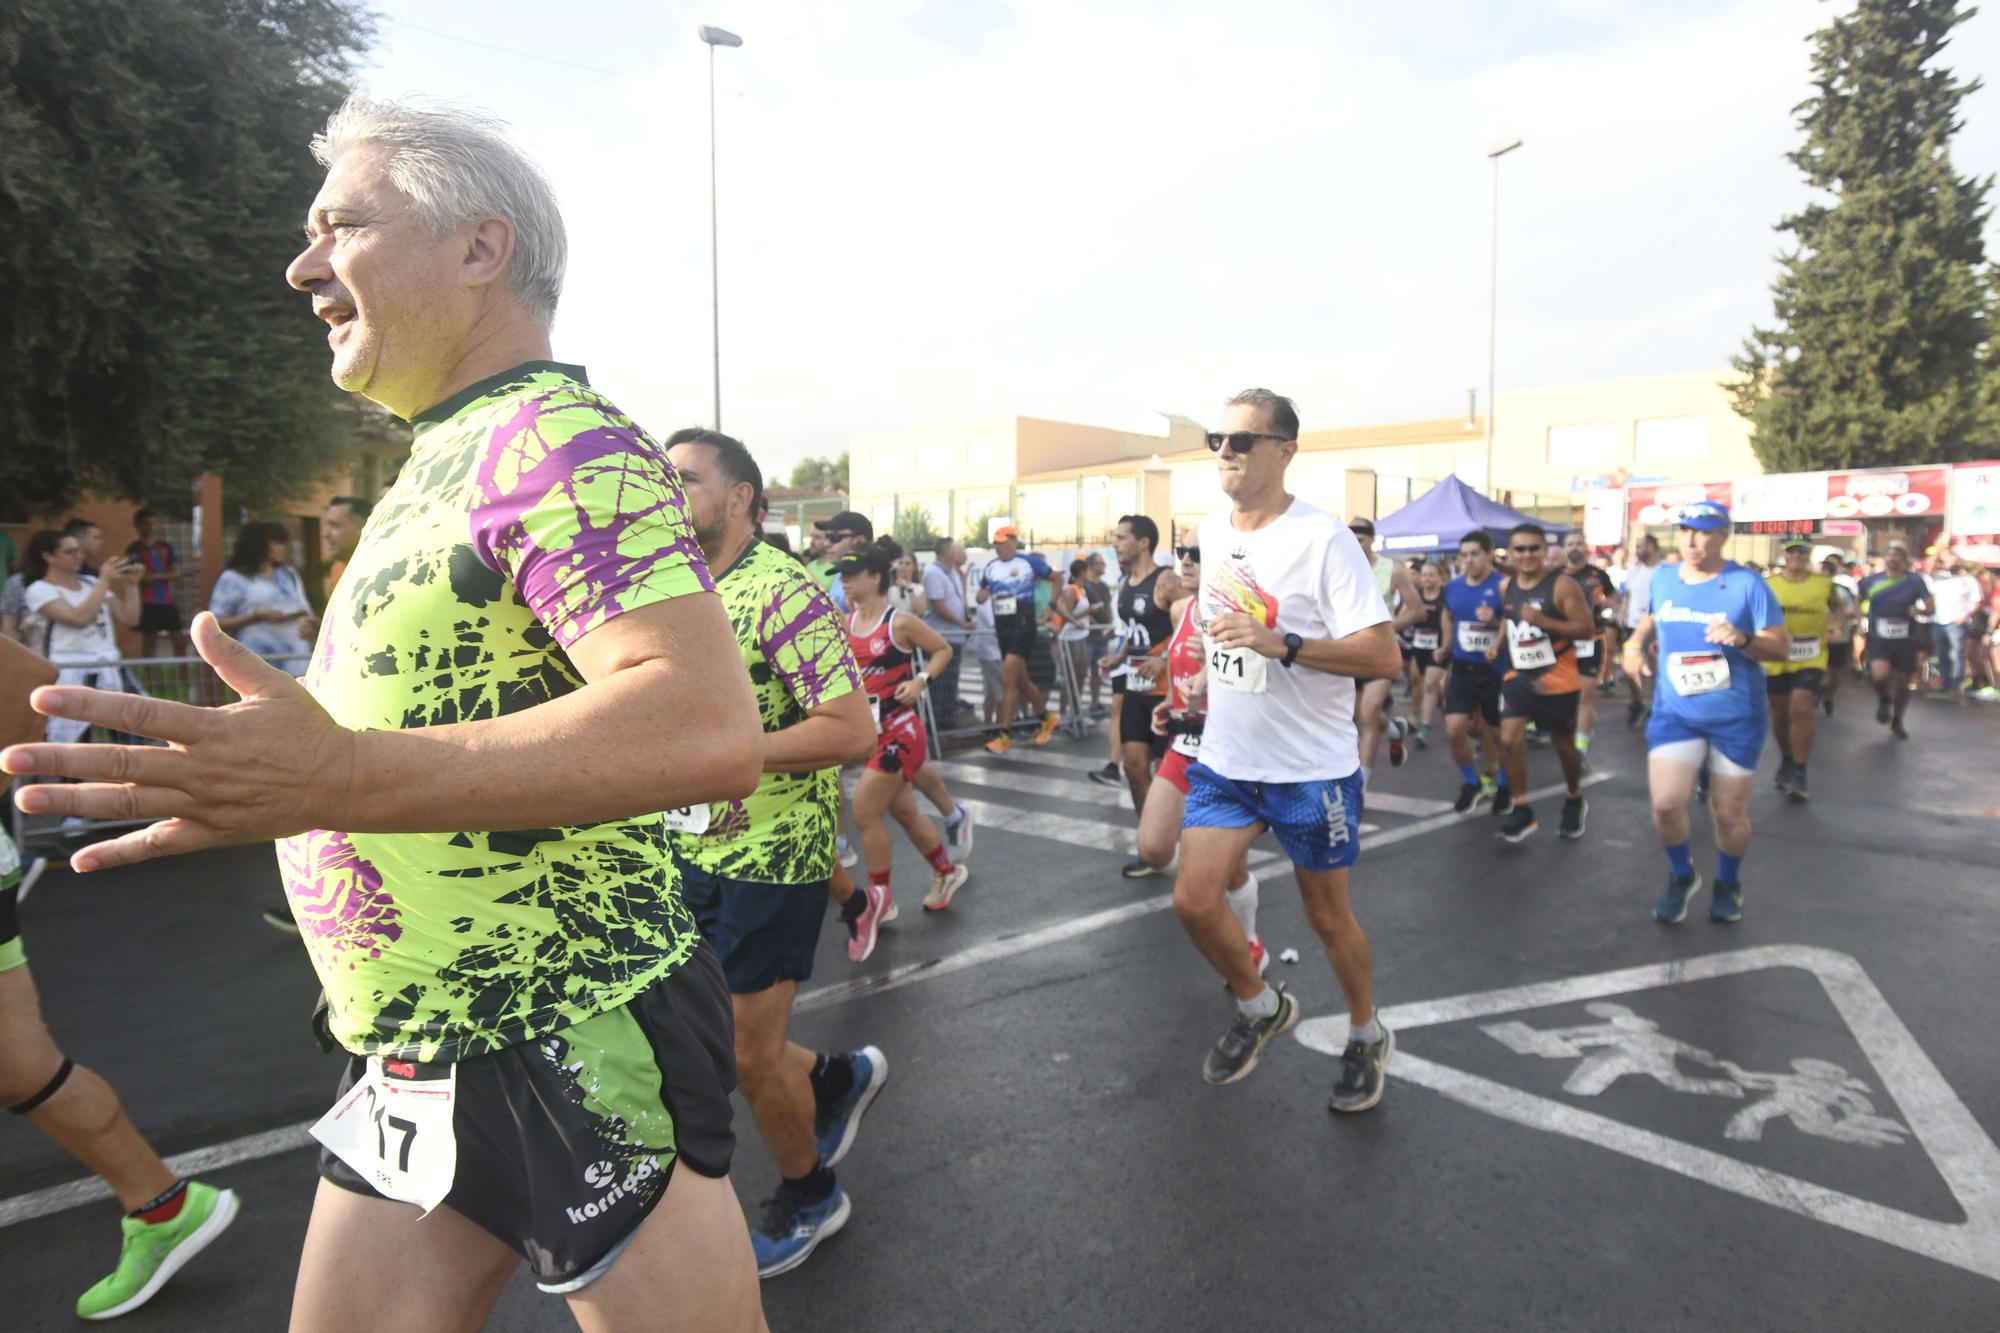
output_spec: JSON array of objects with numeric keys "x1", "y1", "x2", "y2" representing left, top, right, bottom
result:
[
  {"x1": 913, "y1": 624, "x2": 1140, "y2": 757},
  {"x1": 6, "y1": 651, "x2": 308, "y2": 861}
]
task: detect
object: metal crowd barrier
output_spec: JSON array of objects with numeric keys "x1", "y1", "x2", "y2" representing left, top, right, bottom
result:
[
  {"x1": 6, "y1": 651, "x2": 309, "y2": 862},
  {"x1": 914, "y1": 623, "x2": 1131, "y2": 758}
]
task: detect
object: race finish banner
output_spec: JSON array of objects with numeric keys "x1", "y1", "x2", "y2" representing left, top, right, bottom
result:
[
  {"x1": 1733, "y1": 519, "x2": 1823, "y2": 536},
  {"x1": 1825, "y1": 466, "x2": 1948, "y2": 519}
]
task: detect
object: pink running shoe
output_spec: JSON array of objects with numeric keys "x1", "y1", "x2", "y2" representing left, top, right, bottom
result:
[
  {"x1": 1250, "y1": 934, "x2": 1270, "y2": 976},
  {"x1": 846, "y1": 882, "x2": 891, "y2": 964}
]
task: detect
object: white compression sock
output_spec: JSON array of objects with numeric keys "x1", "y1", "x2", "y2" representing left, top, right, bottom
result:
[
  {"x1": 1224, "y1": 871, "x2": 1260, "y2": 942},
  {"x1": 1236, "y1": 985, "x2": 1279, "y2": 1021}
]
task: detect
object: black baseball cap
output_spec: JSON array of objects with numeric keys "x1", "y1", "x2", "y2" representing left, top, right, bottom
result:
[
  {"x1": 1348, "y1": 517, "x2": 1376, "y2": 536},
  {"x1": 835, "y1": 544, "x2": 890, "y2": 584},
  {"x1": 814, "y1": 511, "x2": 873, "y2": 538}
]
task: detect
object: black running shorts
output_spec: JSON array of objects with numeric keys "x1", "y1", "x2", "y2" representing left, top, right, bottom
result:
[
  {"x1": 318, "y1": 945, "x2": 737, "y2": 1289},
  {"x1": 1445, "y1": 660, "x2": 1502, "y2": 725},
  {"x1": 137, "y1": 603, "x2": 182, "y2": 636},
  {"x1": 1500, "y1": 679, "x2": 1580, "y2": 735},
  {"x1": 1765, "y1": 668, "x2": 1826, "y2": 697},
  {"x1": 1867, "y1": 640, "x2": 1920, "y2": 675},
  {"x1": 1119, "y1": 687, "x2": 1168, "y2": 756}
]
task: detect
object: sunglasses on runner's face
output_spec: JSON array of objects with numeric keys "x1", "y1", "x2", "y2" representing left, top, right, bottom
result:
[
  {"x1": 1205, "y1": 431, "x2": 1291, "y2": 453},
  {"x1": 1176, "y1": 547, "x2": 1200, "y2": 562},
  {"x1": 1510, "y1": 543, "x2": 1544, "y2": 553}
]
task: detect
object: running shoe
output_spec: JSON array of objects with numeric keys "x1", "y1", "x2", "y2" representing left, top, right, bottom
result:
[
  {"x1": 1201, "y1": 988, "x2": 1299, "y2": 1086},
  {"x1": 1413, "y1": 725, "x2": 1430, "y2": 749},
  {"x1": 922, "y1": 862, "x2": 969, "y2": 911},
  {"x1": 76, "y1": 1182, "x2": 239, "y2": 1321},
  {"x1": 1890, "y1": 719, "x2": 1909, "y2": 740},
  {"x1": 1975, "y1": 686, "x2": 2000, "y2": 702},
  {"x1": 1250, "y1": 934, "x2": 1269, "y2": 976},
  {"x1": 1087, "y1": 761, "x2": 1122, "y2": 787},
  {"x1": 881, "y1": 894, "x2": 899, "y2": 924},
  {"x1": 1488, "y1": 784, "x2": 1514, "y2": 816},
  {"x1": 1822, "y1": 694, "x2": 1836, "y2": 716},
  {"x1": 1557, "y1": 797, "x2": 1587, "y2": 840},
  {"x1": 1387, "y1": 717, "x2": 1409, "y2": 767},
  {"x1": 1121, "y1": 858, "x2": 1163, "y2": 879},
  {"x1": 845, "y1": 882, "x2": 890, "y2": 964},
  {"x1": 1709, "y1": 880, "x2": 1745, "y2": 923},
  {"x1": 1328, "y1": 1024, "x2": 1395, "y2": 1114},
  {"x1": 1626, "y1": 696, "x2": 1643, "y2": 729},
  {"x1": 1876, "y1": 696, "x2": 1892, "y2": 725},
  {"x1": 836, "y1": 835, "x2": 858, "y2": 869},
  {"x1": 1031, "y1": 712, "x2": 1061, "y2": 746},
  {"x1": 814, "y1": 1046, "x2": 888, "y2": 1169},
  {"x1": 1452, "y1": 782, "x2": 1487, "y2": 815},
  {"x1": 1788, "y1": 766, "x2": 1809, "y2": 803},
  {"x1": 1774, "y1": 759, "x2": 1794, "y2": 794},
  {"x1": 1654, "y1": 871, "x2": 1703, "y2": 924},
  {"x1": 984, "y1": 731, "x2": 1012, "y2": 755},
  {"x1": 1496, "y1": 804, "x2": 1537, "y2": 843},
  {"x1": 752, "y1": 1179, "x2": 851, "y2": 1279},
  {"x1": 259, "y1": 908, "x2": 300, "y2": 935},
  {"x1": 943, "y1": 806, "x2": 974, "y2": 858}
]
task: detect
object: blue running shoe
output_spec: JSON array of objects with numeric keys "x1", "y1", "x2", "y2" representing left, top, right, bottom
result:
[
  {"x1": 1709, "y1": 880, "x2": 1745, "y2": 923},
  {"x1": 1654, "y1": 872, "x2": 1703, "y2": 924},
  {"x1": 752, "y1": 1180, "x2": 851, "y2": 1279},
  {"x1": 814, "y1": 1045, "x2": 888, "y2": 1169}
]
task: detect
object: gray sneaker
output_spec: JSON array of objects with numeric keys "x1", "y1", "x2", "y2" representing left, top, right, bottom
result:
[
  {"x1": 1201, "y1": 988, "x2": 1299, "y2": 1086},
  {"x1": 1329, "y1": 1024, "x2": 1395, "y2": 1113}
]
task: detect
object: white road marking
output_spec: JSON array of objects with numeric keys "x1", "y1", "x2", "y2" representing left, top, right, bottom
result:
[
  {"x1": 1360, "y1": 791, "x2": 1455, "y2": 817},
  {"x1": 930, "y1": 760, "x2": 1131, "y2": 808},
  {"x1": 0, "y1": 771, "x2": 1605, "y2": 1230},
  {"x1": 1296, "y1": 945, "x2": 2000, "y2": 1284}
]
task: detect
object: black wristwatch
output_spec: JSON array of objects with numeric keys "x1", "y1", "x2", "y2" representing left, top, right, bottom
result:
[{"x1": 1280, "y1": 632, "x2": 1303, "y2": 668}]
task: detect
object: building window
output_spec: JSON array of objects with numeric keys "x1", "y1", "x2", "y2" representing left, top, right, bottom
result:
[
  {"x1": 916, "y1": 444, "x2": 958, "y2": 474},
  {"x1": 874, "y1": 450, "x2": 910, "y2": 479},
  {"x1": 1546, "y1": 423, "x2": 1616, "y2": 467},
  {"x1": 1634, "y1": 416, "x2": 1710, "y2": 462}
]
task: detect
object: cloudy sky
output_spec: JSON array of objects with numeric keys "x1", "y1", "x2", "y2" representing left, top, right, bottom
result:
[{"x1": 358, "y1": 0, "x2": 2000, "y2": 478}]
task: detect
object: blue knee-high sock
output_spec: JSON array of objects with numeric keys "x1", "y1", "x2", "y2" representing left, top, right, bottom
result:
[
  {"x1": 1718, "y1": 850, "x2": 1744, "y2": 886},
  {"x1": 1666, "y1": 842, "x2": 1694, "y2": 879},
  {"x1": 1458, "y1": 763, "x2": 1479, "y2": 785},
  {"x1": 1495, "y1": 767, "x2": 1510, "y2": 789}
]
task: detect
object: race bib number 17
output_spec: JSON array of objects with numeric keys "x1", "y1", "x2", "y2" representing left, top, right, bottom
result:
[{"x1": 311, "y1": 1058, "x2": 459, "y2": 1215}]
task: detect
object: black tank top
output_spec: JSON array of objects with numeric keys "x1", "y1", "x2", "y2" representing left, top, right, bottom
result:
[
  {"x1": 1118, "y1": 567, "x2": 1174, "y2": 661},
  {"x1": 1500, "y1": 571, "x2": 1580, "y2": 688}
]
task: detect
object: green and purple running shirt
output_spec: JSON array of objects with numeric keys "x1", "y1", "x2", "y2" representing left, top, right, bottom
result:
[
  {"x1": 278, "y1": 362, "x2": 715, "y2": 1062},
  {"x1": 670, "y1": 537, "x2": 859, "y2": 884}
]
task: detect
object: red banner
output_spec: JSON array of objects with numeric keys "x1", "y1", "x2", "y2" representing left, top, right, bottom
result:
[
  {"x1": 1824, "y1": 466, "x2": 1948, "y2": 520},
  {"x1": 1628, "y1": 481, "x2": 1732, "y2": 528}
]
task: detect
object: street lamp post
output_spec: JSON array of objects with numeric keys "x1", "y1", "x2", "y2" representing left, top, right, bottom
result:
[
  {"x1": 1484, "y1": 137, "x2": 1522, "y2": 500},
  {"x1": 699, "y1": 25, "x2": 742, "y2": 432}
]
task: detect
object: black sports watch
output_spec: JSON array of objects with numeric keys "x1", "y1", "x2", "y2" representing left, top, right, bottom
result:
[{"x1": 1280, "y1": 632, "x2": 1303, "y2": 668}]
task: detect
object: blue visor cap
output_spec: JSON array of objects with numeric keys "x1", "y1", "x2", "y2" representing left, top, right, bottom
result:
[{"x1": 1675, "y1": 500, "x2": 1732, "y2": 532}]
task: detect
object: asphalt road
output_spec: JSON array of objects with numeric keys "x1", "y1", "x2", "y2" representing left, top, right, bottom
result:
[{"x1": 4, "y1": 682, "x2": 1997, "y2": 1331}]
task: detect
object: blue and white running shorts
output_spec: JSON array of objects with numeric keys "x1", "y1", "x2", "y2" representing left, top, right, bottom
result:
[
  {"x1": 1182, "y1": 762, "x2": 1364, "y2": 873},
  {"x1": 1645, "y1": 709, "x2": 1765, "y2": 777}
]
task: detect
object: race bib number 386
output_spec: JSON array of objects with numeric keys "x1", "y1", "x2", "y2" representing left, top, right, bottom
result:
[{"x1": 311, "y1": 1057, "x2": 459, "y2": 1214}]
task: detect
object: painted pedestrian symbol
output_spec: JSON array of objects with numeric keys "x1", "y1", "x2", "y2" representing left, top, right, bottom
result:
[
  {"x1": 1719, "y1": 1058, "x2": 1908, "y2": 1148},
  {"x1": 1480, "y1": 1002, "x2": 1911, "y2": 1150},
  {"x1": 1483, "y1": 1002, "x2": 1744, "y2": 1100},
  {"x1": 1292, "y1": 946, "x2": 2000, "y2": 1283}
]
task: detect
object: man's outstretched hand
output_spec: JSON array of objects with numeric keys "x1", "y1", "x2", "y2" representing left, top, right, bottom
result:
[{"x1": 1, "y1": 612, "x2": 355, "y2": 873}]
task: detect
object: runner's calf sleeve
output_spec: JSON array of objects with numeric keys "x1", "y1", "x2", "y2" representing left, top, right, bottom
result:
[{"x1": 7, "y1": 1057, "x2": 74, "y2": 1115}]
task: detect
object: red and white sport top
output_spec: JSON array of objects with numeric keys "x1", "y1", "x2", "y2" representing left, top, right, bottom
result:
[{"x1": 849, "y1": 607, "x2": 915, "y2": 712}]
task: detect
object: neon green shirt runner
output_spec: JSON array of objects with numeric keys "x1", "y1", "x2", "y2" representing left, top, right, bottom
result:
[
  {"x1": 672, "y1": 538, "x2": 859, "y2": 883},
  {"x1": 277, "y1": 363, "x2": 715, "y2": 1062}
]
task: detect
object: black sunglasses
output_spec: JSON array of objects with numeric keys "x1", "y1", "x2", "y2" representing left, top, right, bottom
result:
[
  {"x1": 1205, "y1": 431, "x2": 1293, "y2": 453},
  {"x1": 824, "y1": 530, "x2": 860, "y2": 541},
  {"x1": 1175, "y1": 546, "x2": 1201, "y2": 562},
  {"x1": 1510, "y1": 543, "x2": 1544, "y2": 553}
]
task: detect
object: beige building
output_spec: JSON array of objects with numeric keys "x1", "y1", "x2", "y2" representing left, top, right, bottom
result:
[{"x1": 846, "y1": 369, "x2": 1758, "y2": 549}]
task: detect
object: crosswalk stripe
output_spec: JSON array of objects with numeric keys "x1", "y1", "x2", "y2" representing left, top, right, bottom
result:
[
  {"x1": 1362, "y1": 791, "x2": 1456, "y2": 817},
  {"x1": 930, "y1": 760, "x2": 1129, "y2": 808}
]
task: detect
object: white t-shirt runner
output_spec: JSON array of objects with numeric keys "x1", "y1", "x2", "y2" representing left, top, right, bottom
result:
[{"x1": 1196, "y1": 498, "x2": 1390, "y2": 782}]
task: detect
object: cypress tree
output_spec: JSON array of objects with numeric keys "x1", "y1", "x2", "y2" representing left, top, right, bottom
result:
[{"x1": 1732, "y1": 0, "x2": 1994, "y2": 471}]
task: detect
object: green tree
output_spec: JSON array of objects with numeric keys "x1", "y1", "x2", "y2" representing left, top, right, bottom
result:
[
  {"x1": 0, "y1": 0, "x2": 372, "y2": 515},
  {"x1": 787, "y1": 451, "x2": 849, "y2": 493},
  {"x1": 1732, "y1": 0, "x2": 1994, "y2": 471},
  {"x1": 892, "y1": 503, "x2": 940, "y2": 549}
]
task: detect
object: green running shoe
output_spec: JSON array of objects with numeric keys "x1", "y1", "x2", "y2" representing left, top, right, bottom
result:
[{"x1": 77, "y1": 1181, "x2": 239, "y2": 1321}]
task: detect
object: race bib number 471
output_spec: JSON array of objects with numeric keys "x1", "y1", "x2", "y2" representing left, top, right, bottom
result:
[
  {"x1": 311, "y1": 1057, "x2": 459, "y2": 1214},
  {"x1": 1205, "y1": 635, "x2": 1269, "y2": 694}
]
